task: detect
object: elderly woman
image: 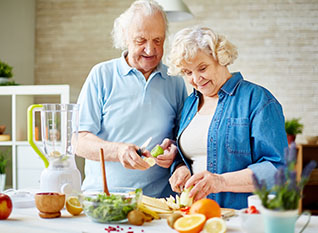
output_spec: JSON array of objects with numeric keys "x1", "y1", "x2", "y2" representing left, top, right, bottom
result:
[{"x1": 167, "y1": 26, "x2": 287, "y2": 209}]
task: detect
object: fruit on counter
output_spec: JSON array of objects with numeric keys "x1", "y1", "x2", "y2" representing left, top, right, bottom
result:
[
  {"x1": 189, "y1": 199, "x2": 221, "y2": 219},
  {"x1": 174, "y1": 213, "x2": 206, "y2": 233},
  {"x1": 167, "y1": 212, "x2": 183, "y2": 229},
  {"x1": 180, "y1": 186, "x2": 194, "y2": 207},
  {"x1": 0, "y1": 193, "x2": 13, "y2": 220},
  {"x1": 137, "y1": 202, "x2": 160, "y2": 219},
  {"x1": 202, "y1": 217, "x2": 226, "y2": 233},
  {"x1": 66, "y1": 196, "x2": 83, "y2": 216},
  {"x1": 245, "y1": 205, "x2": 260, "y2": 214},
  {"x1": 150, "y1": 145, "x2": 164, "y2": 157},
  {"x1": 128, "y1": 209, "x2": 146, "y2": 226}
]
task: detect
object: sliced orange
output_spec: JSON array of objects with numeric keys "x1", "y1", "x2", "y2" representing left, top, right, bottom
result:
[
  {"x1": 174, "y1": 213, "x2": 206, "y2": 233},
  {"x1": 66, "y1": 196, "x2": 83, "y2": 216},
  {"x1": 189, "y1": 199, "x2": 221, "y2": 219},
  {"x1": 202, "y1": 217, "x2": 226, "y2": 233}
]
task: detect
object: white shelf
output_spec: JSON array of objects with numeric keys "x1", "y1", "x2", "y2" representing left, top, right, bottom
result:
[{"x1": 0, "y1": 85, "x2": 70, "y2": 189}]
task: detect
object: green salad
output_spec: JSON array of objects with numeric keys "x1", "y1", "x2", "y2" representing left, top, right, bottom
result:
[{"x1": 83, "y1": 189, "x2": 141, "y2": 223}]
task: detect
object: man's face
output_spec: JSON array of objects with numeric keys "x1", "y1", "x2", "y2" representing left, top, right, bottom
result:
[{"x1": 126, "y1": 12, "x2": 165, "y2": 78}]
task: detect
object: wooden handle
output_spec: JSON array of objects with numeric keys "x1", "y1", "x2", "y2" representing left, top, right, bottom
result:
[{"x1": 100, "y1": 148, "x2": 110, "y2": 195}]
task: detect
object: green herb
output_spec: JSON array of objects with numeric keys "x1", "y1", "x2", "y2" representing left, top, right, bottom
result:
[
  {"x1": 0, "y1": 60, "x2": 13, "y2": 78},
  {"x1": 0, "y1": 150, "x2": 9, "y2": 174},
  {"x1": 83, "y1": 189, "x2": 141, "y2": 223},
  {"x1": 285, "y1": 118, "x2": 303, "y2": 135},
  {"x1": 253, "y1": 143, "x2": 317, "y2": 210}
]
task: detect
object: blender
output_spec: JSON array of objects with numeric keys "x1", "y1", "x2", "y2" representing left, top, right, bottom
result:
[{"x1": 27, "y1": 104, "x2": 81, "y2": 194}]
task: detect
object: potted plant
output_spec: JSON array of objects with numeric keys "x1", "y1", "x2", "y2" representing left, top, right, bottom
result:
[
  {"x1": 285, "y1": 118, "x2": 304, "y2": 145},
  {"x1": 0, "y1": 150, "x2": 9, "y2": 192},
  {"x1": 253, "y1": 143, "x2": 316, "y2": 233},
  {"x1": 0, "y1": 59, "x2": 16, "y2": 86}
]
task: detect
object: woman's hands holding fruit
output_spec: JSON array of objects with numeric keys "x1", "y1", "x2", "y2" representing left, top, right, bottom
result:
[
  {"x1": 185, "y1": 171, "x2": 225, "y2": 201},
  {"x1": 169, "y1": 165, "x2": 191, "y2": 193}
]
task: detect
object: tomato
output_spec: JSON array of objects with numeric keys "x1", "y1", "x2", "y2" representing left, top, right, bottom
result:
[
  {"x1": 180, "y1": 206, "x2": 191, "y2": 214},
  {"x1": 245, "y1": 205, "x2": 260, "y2": 214}
]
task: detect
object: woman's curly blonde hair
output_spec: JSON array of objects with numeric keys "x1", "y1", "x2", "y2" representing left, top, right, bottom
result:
[{"x1": 168, "y1": 26, "x2": 238, "y2": 76}]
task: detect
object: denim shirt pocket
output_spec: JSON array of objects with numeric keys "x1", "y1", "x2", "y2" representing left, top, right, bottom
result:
[{"x1": 226, "y1": 118, "x2": 251, "y2": 155}]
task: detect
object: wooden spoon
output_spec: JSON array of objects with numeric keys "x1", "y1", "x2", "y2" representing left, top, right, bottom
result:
[{"x1": 99, "y1": 148, "x2": 110, "y2": 195}]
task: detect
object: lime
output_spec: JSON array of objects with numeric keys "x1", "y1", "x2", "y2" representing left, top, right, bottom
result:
[{"x1": 150, "y1": 145, "x2": 164, "y2": 157}]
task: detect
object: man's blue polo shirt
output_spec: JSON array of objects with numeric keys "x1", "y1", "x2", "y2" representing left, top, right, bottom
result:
[{"x1": 77, "y1": 52, "x2": 188, "y2": 197}]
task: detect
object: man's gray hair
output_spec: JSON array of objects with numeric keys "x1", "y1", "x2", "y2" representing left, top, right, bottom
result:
[{"x1": 111, "y1": 0, "x2": 168, "y2": 50}]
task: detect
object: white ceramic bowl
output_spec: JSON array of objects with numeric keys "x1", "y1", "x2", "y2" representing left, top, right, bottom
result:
[{"x1": 239, "y1": 208, "x2": 264, "y2": 233}]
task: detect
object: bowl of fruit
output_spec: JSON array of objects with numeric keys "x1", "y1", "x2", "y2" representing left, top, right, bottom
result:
[
  {"x1": 82, "y1": 188, "x2": 142, "y2": 223},
  {"x1": 240, "y1": 205, "x2": 263, "y2": 233}
]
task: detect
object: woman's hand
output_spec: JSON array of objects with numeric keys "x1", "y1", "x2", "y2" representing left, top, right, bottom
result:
[
  {"x1": 154, "y1": 138, "x2": 178, "y2": 168},
  {"x1": 169, "y1": 165, "x2": 191, "y2": 193},
  {"x1": 185, "y1": 171, "x2": 225, "y2": 201},
  {"x1": 117, "y1": 142, "x2": 150, "y2": 170}
]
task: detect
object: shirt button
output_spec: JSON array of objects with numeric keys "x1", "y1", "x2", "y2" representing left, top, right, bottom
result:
[{"x1": 210, "y1": 137, "x2": 213, "y2": 142}]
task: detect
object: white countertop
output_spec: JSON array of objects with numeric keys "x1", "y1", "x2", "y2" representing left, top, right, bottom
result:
[{"x1": 2, "y1": 206, "x2": 318, "y2": 233}]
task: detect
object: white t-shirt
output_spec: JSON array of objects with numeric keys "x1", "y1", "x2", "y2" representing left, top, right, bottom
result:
[{"x1": 179, "y1": 113, "x2": 213, "y2": 174}]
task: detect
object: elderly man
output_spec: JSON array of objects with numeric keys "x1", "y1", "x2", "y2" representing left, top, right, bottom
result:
[{"x1": 76, "y1": 0, "x2": 188, "y2": 197}]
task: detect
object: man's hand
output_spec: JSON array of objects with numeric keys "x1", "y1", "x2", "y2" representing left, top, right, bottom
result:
[
  {"x1": 153, "y1": 138, "x2": 178, "y2": 168},
  {"x1": 169, "y1": 165, "x2": 191, "y2": 193},
  {"x1": 117, "y1": 142, "x2": 150, "y2": 170}
]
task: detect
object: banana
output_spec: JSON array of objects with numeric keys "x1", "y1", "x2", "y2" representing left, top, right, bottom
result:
[{"x1": 137, "y1": 203, "x2": 160, "y2": 220}]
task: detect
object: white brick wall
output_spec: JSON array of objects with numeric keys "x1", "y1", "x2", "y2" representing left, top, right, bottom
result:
[{"x1": 35, "y1": 0, "x2": 318, "y2": 143}]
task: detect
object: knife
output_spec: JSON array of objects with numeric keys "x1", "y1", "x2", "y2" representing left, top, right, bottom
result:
[{"x1": 136, "y1": 136, "x2": 152, "y2": 156}]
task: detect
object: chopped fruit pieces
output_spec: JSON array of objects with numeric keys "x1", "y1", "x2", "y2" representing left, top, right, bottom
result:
[
  {"x1": 143, "y1": 157, "x2": 156, "y2": 167},
  {"x1": 245, "y1": 205, "x2": 260, "y2": 214}
]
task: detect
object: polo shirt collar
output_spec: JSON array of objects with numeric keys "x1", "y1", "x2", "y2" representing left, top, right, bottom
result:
[{"x1": 118, "y1": 51, "x2": 166, "y2": 79}]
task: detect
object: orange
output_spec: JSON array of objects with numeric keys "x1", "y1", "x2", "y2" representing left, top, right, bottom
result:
[
  {"x1": 189, "y1": 199, "x2": 221, "y2": 219},
  {"x1": 174, "y1": 214, "x2": 206, "y2": 233}
]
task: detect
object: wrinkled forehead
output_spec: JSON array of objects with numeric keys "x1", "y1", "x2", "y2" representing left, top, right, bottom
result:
[{"x1": 128, "y1": 12, "x2": 166, "y2": 39}]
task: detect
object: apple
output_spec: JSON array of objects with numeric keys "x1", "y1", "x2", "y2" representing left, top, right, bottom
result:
[{"x1": 0, "y1": 193, "x2": 12, "y2": 220}]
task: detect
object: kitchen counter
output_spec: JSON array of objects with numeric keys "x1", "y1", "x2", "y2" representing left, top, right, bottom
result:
[{"x1": 2, "y1": 207, "x2": 318, "y2": 233}]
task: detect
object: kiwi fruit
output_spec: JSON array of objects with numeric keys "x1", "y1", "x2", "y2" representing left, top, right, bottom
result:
[
  {"x1": 167, "y1": 212, "x2": 183, "y2": 229},
  {"x1": 128, "y1": 209, "x2": 146, "y2": 226}
]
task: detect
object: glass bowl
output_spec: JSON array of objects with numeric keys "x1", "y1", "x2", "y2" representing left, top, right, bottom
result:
[{"x1": 82, "y1": 187, "x2": 142, "y2": 223}]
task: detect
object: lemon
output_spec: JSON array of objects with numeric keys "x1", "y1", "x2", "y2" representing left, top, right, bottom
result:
[
  {"x1": 202, "y1": 217, "x2": 226, "y2": 233},
  {"x1": 66, "y1": 196, "x2": 83, "y2": 216},
  {"x1": 143, "y1": 157, "x2": 156, "y2": 167},
  {"x1": 150, "y1": 145, "x2": 164, "y2": 157}
]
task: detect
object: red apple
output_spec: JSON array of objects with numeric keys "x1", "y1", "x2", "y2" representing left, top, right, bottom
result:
[{"x1": 0, "y1": 193, "x2": 12, "y2": 220}]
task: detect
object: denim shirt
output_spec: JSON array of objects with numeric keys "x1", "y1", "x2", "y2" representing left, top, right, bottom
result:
[{"x1": 172, "y1": 72, "x2": 287, "y2": 209}]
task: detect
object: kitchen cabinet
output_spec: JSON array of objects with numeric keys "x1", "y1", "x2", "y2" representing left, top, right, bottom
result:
[
  {"x1": 0, "y1": 85, "x2": 69, "y2": 189},
  {"x1": 296, "y1": 144, "x2": 318, "y2": 215}
]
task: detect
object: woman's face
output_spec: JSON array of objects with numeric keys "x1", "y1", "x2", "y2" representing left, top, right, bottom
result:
[{"x1": 181, "y1": 50, "x2": 228, "y2": 97}]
